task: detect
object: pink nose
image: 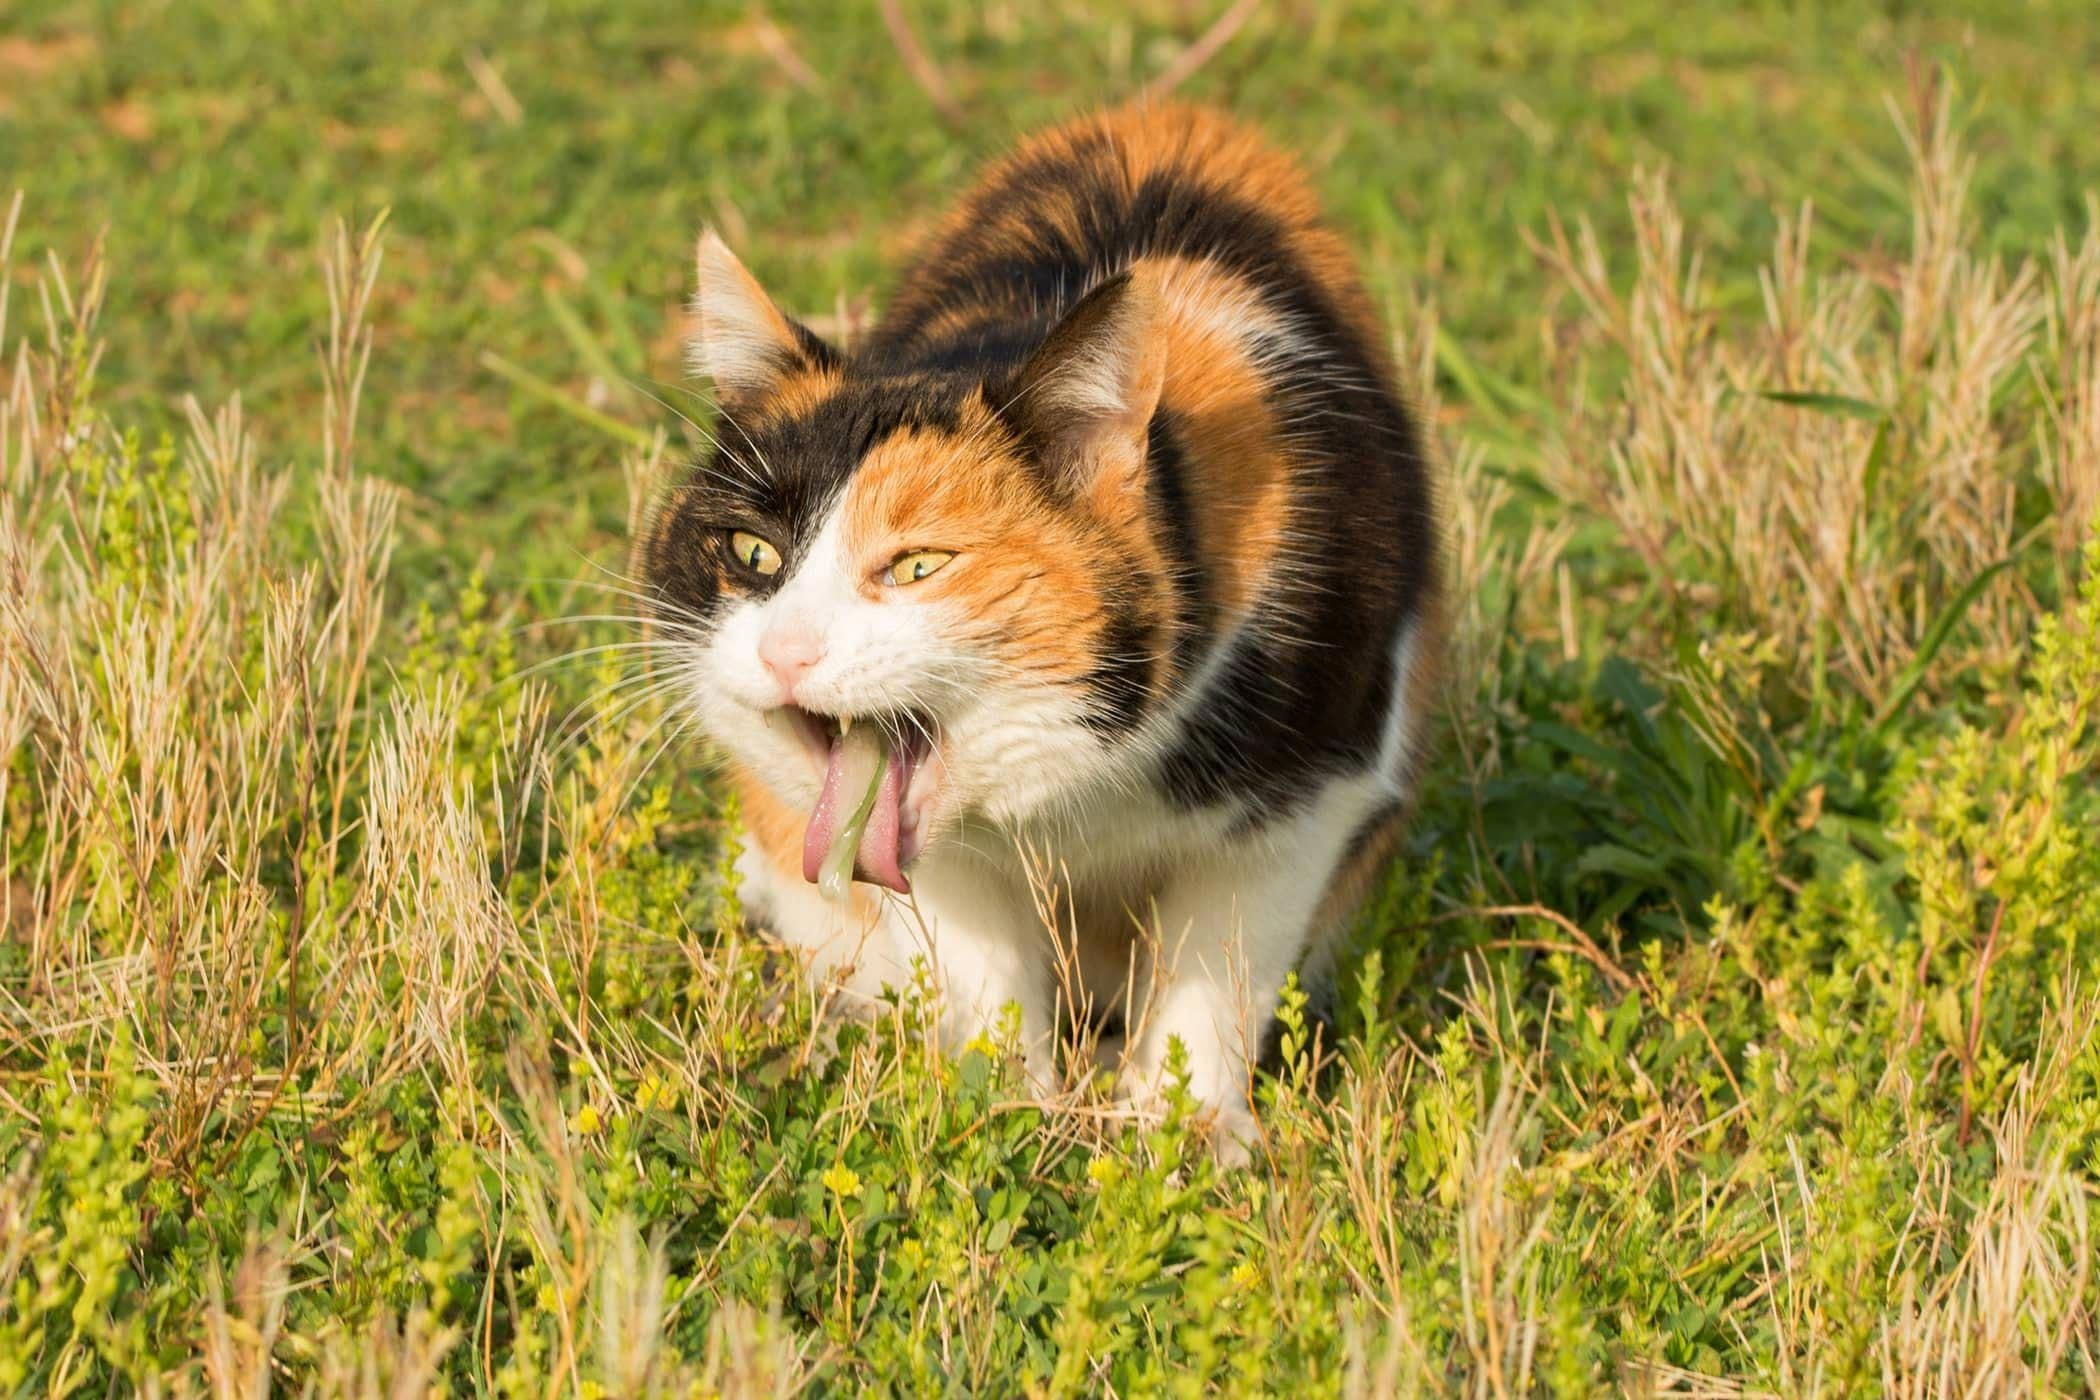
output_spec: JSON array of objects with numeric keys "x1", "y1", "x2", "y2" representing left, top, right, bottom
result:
[{"x1": 758, "y1": 628, "x2": 824, "y2": 698}]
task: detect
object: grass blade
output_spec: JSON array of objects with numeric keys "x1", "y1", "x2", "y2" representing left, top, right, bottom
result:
[
  {"x1": 1756, "y1": 389, "x2": 1889, "y2": 420},
  {"x1": 1870, "y1": 556, "x2": 2016, "y2": 735},
  {"x1": 479, "y1": 349, "x2": 653, "y2": 448}
]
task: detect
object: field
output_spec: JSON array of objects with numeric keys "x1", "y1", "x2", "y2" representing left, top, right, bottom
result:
[{"x1": 4, "y1": 0, "x2": 2100, "y2": 1392}]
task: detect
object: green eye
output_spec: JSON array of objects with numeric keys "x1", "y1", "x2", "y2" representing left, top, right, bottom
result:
[
  {"x1": 886, "y1": 550, "x2": 954, "y2": 586},
  {"x1": 729, "y1": 530, "x2": 781, "y2": 576}
]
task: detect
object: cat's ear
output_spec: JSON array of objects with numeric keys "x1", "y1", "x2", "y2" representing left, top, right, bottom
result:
[
  {"x1": 1000, "y1": 272, "x2": 1166, "y2": 495},
  {"x1": 688, "y1": 230, "x2": 834, "y2": 403}
]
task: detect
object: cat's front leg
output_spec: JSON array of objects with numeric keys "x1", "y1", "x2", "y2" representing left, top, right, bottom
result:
[
  {"x1": 1126, "y1": 785, "x2": 1385, "y2": 1162},
  {"x1": 732, "y1": 833, "x2": 907, "y2": 1012},
  {"x1": 888, "y1": 847, "x2": 1058, "y2": 1090}
]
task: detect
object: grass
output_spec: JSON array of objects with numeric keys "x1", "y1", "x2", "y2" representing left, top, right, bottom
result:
[{"x1": 3, "y1": 2, "x2": 2100, "y2": 1393}]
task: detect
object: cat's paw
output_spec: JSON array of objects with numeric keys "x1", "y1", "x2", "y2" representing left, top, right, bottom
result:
[
  {"x1": 1204, "y1": 1101, "x2": 1260, "y2": 1169},
  {"x1": 1115, "y1": 1074, "x2": 1261, "y2": 1168}
]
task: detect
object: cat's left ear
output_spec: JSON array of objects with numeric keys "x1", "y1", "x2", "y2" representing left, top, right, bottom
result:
[
  {"x1": 998, "y1": 271, "x2": 1166, "y2": 496},
  {"x1": 688, "y1": 230, "x2": 835, "y2": 404}
]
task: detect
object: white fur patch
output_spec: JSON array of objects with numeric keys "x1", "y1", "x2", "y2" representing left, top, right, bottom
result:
[
  {"x1": 1037, "y1": 332, "x2": 1144, "y2": 418},
  {"x1": 1373, "y1": 615, "x2": 1423, "y2": 794},
  {"x1": 1154, "y1": 256, "x2": 1321, "y2": 379}
]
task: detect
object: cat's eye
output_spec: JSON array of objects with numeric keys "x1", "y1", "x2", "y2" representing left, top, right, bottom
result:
[
  {"x1": 729, "y1": 530, "x2": 782, "y2": 576},
  {"x1": 886, "y1": 550, "x2": 954, "y2": 586}
]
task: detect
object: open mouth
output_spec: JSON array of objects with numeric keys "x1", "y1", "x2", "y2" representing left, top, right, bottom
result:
[{"x1": 774, "y1": 704, "x2": 936, "y2": 896}]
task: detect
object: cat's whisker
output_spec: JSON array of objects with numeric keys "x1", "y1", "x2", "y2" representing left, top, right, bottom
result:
[
  {"x1": 513, "y1": 612, "x2": 706, "y2": 640},
  {"x1": 503, "y1": 638, "x2": 693, "y2": 687},
  {"x1": 716, "y1": 404, "x2": 780, "y2": 483},
  {"x1": 564, "y1": 551, "x2": 700, "y2": 610},
  {"x1": 600, "y1": 708, "x2": 703, "y2": 820},
  {"x1": 621, "y1": 374, "x2": 716, "y2": 444},
  {"x1": 544, "y1": 673, "x2": 699, "y2": 766},
  {"x1": 490, "y1": 572, "x2": 681, "y2": 608}
]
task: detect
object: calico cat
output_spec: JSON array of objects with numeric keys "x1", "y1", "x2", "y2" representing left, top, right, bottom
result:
[{"x1": 644, "y1": 103, "x2": 1441, "y2": 1156}]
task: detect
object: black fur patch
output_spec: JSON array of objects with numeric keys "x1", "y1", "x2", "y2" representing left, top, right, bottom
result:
[
  {"x1": 1079, "y1": 599, "x2": 1155, "y2": 734},
  {"x1": 1142, "y1": 408, "x2": 1212, "y2": 682},
  {"x1": 648, "y1": 373, "x2": 972, "y2": 626}
]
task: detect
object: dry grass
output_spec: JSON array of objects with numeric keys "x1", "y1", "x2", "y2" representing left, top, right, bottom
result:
[
  {"x1": 3, "y1": 66, "x2": 2099, "y2": 1392},
  {"x1": 1535, "y1": 69, "x2": 2094, "y2": 708}
]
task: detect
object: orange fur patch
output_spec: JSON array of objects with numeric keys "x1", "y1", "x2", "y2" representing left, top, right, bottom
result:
[
  {"x1": 1134, "y1": 256, "x2": 1296, "y2": 617},
  {"x1": 747, "y1": 366, "x2": 844, "y2": 426},
  {"x1": 837, "y1": 419, "x2": 1174, "y2": 692}
]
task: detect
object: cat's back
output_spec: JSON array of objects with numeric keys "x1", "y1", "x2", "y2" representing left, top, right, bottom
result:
[{"x1": 868, "y1": 103, "x2": 1385, "y2": 374}]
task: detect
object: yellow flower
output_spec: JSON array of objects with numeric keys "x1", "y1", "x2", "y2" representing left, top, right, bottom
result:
[
  {"x1": 963, "y1": 1030, "x2": 1000, "y2": 1059},
  {"x1": 1230, "y1": 1261, "x2": 1260, "y2": 1291},
  {"x1": 821, "y1": 1163, "x2": 862, "y2": 1199},
  {"x1": 569, "y1": 1104, "x2": 603, "y2": 1135},
  {"x1": 1086, "y1": 1156, "x2": 1123, "y2": 1187},
  {"x1": 634, "y1": 1073, "x2": 679, "y2": 1113}
]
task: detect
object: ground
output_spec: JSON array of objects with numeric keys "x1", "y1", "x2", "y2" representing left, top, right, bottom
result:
[{"x1": 2, "y1": 1, "x2": 2099, "y2": 1393}]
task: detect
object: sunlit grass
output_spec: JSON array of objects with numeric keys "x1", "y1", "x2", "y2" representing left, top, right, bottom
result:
[{"x1": 2, "y1": 6, "x2": 2099, "y2": 1394}]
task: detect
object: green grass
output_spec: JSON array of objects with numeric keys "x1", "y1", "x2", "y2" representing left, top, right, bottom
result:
[
  {"x1": 4, "y1": 1, "x2": 2100, "y2": 1393},
  {"x1": 8, "y1": 0, "x2": 2099, "y2": 594}
]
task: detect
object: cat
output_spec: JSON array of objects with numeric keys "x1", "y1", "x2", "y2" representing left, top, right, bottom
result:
[{"x1": 643, "y1": 103, "x2": 1442, "y2": 1158}]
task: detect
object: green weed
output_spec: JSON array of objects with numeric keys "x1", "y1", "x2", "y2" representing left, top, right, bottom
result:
[{"x1": 2, "y1": 8, "x2": 2099, "y2": 1394}]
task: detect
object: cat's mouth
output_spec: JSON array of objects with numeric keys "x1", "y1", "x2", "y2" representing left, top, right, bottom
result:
[{"x1": 774, "y1": 704, "x2": 937, "y2": 895}]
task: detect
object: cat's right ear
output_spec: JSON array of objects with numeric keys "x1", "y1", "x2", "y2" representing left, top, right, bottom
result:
[
  {"x1": 997, "y1": 271, "x2": 1165, "y2": 498},
  {"x1": 688, "y1": 230, "x2": 834, "y2": 404}
]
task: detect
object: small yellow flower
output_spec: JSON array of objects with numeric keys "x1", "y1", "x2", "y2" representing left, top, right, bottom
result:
[
  {"x1": 1086, "y1": 1156, "x2": 1123, "y2": 1188},
  {"x1": 569, "y1": 1104, "x2": 603, "y2": 1135},
  {"x1": 536, "y1": 1282, "x2": 562, "y2": 1313},
  {"x1": 821, "y1": 1163, "x2": 862, "y2": 1199},
  {"x1": 634, "y1": 1073, "x2": 679, "y2": 1113},
  {"x1": 963, "y1": 1030, "x2": 1000, "y2": 1059},
  {"x1": 1230, "y1": 1261, "x2": 1260, "y2": 1291}
]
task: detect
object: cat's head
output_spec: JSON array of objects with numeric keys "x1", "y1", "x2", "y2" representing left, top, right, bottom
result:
[{"x1": 643, "y1": 233, "x2": 1179, "y2": 892}]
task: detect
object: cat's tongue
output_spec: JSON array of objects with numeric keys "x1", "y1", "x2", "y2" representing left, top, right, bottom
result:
[{"x1": 801, "y1": 725, "x2": 911, "y2": 897}]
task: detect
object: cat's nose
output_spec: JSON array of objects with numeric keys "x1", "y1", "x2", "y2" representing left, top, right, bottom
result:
[{"x1": 758, "y1": 627, "x2": 824, "y2": 699}]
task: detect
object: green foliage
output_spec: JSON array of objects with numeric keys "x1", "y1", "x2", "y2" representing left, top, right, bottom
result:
[
  {"x1": 9, "y1": 365, "x2": 2091, "y2": 1399},
  {"x1": 2, "y1": 3, "x2": 2099, "y2": 1393}
]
